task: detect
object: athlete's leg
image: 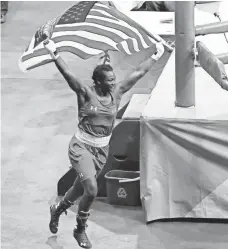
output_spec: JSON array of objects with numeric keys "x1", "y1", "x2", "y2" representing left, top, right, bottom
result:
[
  {"x1": 73, "y1": 176, "x2": 97, "y2": 249},
  {"x1": 49, "y1": 173, "x2": 86, "y2": 234},
  {"x1": 49, "y1": 172, "x2": 85, "y2": 234},
  {"x1": 72, "y1": 145, "x2": 108, "y2": 248},
  {"x1": 78, "y1": 175, "x2": 98, "y2": 212},
  {"x1": 49, "y1": 136, "x2": 92, "y2": 234},
  {"x1": 63, "y1": 175, "x2": 84, "y2": 202}
]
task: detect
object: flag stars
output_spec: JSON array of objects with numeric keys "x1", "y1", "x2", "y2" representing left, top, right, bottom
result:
[{"x1": 57, "y1": 1, "x2": 95, "y2": 25}]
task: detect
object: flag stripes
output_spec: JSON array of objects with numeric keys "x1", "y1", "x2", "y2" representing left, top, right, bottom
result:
[
  {"x1": 22, "y1": 32, "x2": 118, "y2": 62},
  {"x1": 53, "y1": 32, "x2": 118, "y2": 50},
  {"x1": 92, "y1": 3, "x2": 155, "y2": 47},
  {"x1": 21, "y1": 55, "x2": 52, "y2": 71},
  {"x1": 85, "y1": 17, "x2": 148, "y2": 50},
  {"x1": 88, "y1": 10, "x2": 118, "y2": 21},
  {"x1": 54, "y1": 24, "x2": 131, "y2": 44}
]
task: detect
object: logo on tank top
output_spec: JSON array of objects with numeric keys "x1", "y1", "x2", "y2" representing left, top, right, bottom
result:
[
  {"x1": 90, "y1": 105, "x2": 98, "y2": 112},
  {"x1": 89, "y1": 104, "x2": 116, "y2": 115},
  {"x1": 78, "y1": 173, "x2": 84, "y2": 179}
]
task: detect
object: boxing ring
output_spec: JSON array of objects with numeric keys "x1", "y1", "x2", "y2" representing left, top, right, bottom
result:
[{"x1": 140, "y1": 2, "x2": 228, "y2": 223}]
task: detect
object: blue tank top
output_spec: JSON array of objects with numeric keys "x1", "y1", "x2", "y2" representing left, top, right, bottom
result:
[{"x1": 78, "y1": 86, "x2": 120, "y2": 137}]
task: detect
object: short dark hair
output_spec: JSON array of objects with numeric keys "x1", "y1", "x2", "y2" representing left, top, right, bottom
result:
[{"x1": 92, "y1": 64, "x2": 113, "y2": 84}]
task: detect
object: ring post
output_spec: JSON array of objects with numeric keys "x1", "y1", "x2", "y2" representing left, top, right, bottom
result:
[{"x1": 175, "y1": 1, "x2": 195, "y2": 107}]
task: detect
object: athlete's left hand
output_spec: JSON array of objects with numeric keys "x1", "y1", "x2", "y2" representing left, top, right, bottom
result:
[{"x1": 151, "y1": 42, "x2": 165, "y2": 61}]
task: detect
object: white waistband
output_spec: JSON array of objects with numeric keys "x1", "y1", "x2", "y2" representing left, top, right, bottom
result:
[{"x1": 75, "y1": 129, "x2": 111, "y2": 148}]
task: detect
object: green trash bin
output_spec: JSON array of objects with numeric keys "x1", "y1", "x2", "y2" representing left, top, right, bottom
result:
[{"x1": 104, "y1": 170, "x2": 141, "y2": 206}]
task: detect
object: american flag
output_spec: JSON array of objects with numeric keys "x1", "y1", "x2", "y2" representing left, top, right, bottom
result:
[{"x1": 19, "y1": 1, "x2": 161, "y2": 72}]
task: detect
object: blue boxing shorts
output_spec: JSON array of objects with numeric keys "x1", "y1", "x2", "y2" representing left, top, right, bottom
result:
[{"x1": 68, "y1": 135, "x2": 109, "y2": 182}]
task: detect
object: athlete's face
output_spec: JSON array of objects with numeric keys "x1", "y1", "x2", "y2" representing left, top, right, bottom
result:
[{"x1": 101, "y1": 70, "x2": 116, "y2": 91}]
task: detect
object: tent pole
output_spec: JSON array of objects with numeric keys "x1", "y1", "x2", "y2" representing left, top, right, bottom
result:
[{"x1": 175, "y1": 1, "x2": 195, "y2": 107}]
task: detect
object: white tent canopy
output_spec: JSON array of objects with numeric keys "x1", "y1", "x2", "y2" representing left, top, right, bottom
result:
[{"x1": 113, "y1": 1, "x2": 228, "y2": 54}]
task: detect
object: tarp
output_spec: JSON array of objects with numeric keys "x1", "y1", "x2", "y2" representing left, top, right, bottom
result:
[{"x1": 140, "y1": 50, "x2": 228, "y2": 223}]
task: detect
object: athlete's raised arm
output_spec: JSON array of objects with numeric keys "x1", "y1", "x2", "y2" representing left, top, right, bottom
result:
[
  {"x1": 115, "y1": 42, "x2": 165, "y2": 96},
  {"x1": 43, "y1": 39, "x2": 88, "y2": 95}
]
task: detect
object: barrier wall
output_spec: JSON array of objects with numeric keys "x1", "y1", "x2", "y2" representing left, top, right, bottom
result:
[{"x1": 140, "y1": 51, "x2": 228, "y2": 223}]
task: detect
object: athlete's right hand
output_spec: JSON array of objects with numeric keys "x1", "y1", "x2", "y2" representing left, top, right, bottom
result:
[{"x1": 43, "y1": 39, "x2": 57, "y2": 54}]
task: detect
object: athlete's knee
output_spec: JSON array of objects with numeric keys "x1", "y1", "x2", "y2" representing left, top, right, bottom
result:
[
  {"x1": 83, "y1": 177, "x2": 98, "y2": 198},
  {"x1": 86, "y1": 184, "x2": 98, "y2": 198}
]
